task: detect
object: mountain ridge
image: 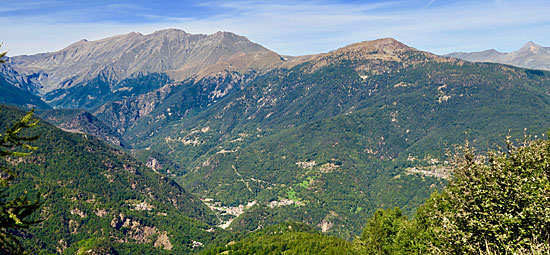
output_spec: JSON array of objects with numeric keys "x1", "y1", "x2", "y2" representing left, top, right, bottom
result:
[
  {"x1": 6, "y1": 29, "x2": 284, "y2": 97},
  {"x1": 446, "y1": 41, "x2": 550, "y2": 70}
]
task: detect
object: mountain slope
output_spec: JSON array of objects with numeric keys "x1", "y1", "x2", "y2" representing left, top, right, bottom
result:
[
  {"x1": 0, "y1": 105, "x2": 229, "y2": 254},
  {"x1": 36, "y1": 108, "x2": 127, "y2": 147},
  {"x1": 0, "y1": 65, "x2": 50, "y2": 109},
  {"x1": 126, "y1": 38, "x2": 550, "y2": 238},
  {"x1": 446, "y1": 41, "x2": 550, "y2": 70},
  {"x1": 93, "y1": 70, "x2": 253, "y2": 139}
]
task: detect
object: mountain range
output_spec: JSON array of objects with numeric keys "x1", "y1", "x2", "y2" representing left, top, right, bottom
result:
[
  {"x1": 446, "y1": 41, "x2": 550, "y2": 70},
  {"x1": 2, "y1": 29, "x2": 550, "y2": 253}
]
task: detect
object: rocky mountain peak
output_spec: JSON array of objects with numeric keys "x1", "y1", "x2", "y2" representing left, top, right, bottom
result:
[
  {"x1": 213, "y1": 31, "x2": 233, "y2": 37},
  {"x1": 208, "y1": 31, "x2": 258, "y2": 46},
  {"x1": 519, "y1": 41, "x2": 543, "y2": 53},
  {"x1": 313, "y1": 38, "x2": 416, "y2": 63},
  {"x1": 293, "y1": 37, "x2": 438, "y2": 74},
  {"x1": 7, "y1": 29, "x2": 279, "y2": 95}
]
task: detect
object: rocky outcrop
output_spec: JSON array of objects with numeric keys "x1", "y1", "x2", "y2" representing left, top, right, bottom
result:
[{"x1": 110, "y1": 214, "x2": 172, "y2": 250}]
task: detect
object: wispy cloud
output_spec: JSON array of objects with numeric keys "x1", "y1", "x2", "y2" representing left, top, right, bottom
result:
[
  {"x1": 423, "y1": 0, "x2": 437, "y2": 9},
  {"x1": 2, "y1": 0, "x2": 550, "y2": 56}
]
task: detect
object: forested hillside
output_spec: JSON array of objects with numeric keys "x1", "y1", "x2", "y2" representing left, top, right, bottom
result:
[
  {"x1": 202, "y1": 136, "x2": 550, "y2": 254},
  {"x1": 0, "y1": 106, "x2": 231, "y2": 254},
  {"x1": 127, "y1": 39, "x2": 550, "y2": 238}
]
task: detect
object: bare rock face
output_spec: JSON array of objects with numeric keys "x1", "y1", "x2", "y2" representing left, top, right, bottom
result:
[
  {"x1": 446, "y1": 41, "x2": 550, "y2": 70},
  {"x1": 7, "y1": 29, "x2": 283, "y2": 95},
  {"x1": 154, "y1": 232, "x2": 173, "y2": 251}
]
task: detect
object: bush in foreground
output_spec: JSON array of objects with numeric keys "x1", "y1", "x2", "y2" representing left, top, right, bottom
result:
[{"x1": 416, "y1": 138, "x2": 550, "y2": 254}]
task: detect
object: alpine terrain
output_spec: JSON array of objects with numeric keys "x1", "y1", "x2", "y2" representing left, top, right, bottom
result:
[{"x1": 1, "y1": 29, "x2": 549, "y2": 254}]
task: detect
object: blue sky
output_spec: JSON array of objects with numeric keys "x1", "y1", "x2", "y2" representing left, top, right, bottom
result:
[{"x1": 1, "y1": 0, "x2": 550, "y2": 56}]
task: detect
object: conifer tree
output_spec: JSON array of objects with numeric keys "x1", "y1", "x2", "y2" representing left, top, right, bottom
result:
[
  {"x1": 0, "y1": 109, "x2": 41, "y2": 254},
  {"x1": 0, "y1": 43, "x2": 6, "y2": 63},
  {"x1": 0, "y1": 44, "x2": 41, "y2": 254}
]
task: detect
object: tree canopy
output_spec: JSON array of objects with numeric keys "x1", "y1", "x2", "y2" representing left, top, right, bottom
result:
[
  {"x1": 356, "y1": 137, "x2": 550, "y2": 254},
  {"x1": 0, "y1": 109, "x2": 41, "y2": 254}
]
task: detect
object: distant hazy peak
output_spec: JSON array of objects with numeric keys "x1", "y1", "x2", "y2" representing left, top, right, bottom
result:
[
  {"x1": 519, "y1": 41, "x2": 544, "y2": 53},
  {"x1": 482, "y1": 49, "x2": 500, "y2": 54},
  {"x1": 523, "y1": 41, "x2": 541, "y2": 47},
  {"x1": 446, "y1": 41, "x2": 550, "y2": 70}
]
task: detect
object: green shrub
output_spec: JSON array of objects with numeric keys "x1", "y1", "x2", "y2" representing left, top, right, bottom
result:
[{"x1": 416, "y1": 139, "x2": 550, "y2": 254}]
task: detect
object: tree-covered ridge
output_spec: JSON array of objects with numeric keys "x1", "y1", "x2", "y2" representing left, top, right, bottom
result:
[
  {"x1": 128, "y1": 45, "x2": 550, "y2": 237},
  {"x1": 88, "y1": 70, "x2": 252, "y2": 140},
  {"x1": 200, "y1": 222, "x2": 355, "y2": 255},
  {"x1": 0, "y1": 105, "x2": 233, "y2": 254}
]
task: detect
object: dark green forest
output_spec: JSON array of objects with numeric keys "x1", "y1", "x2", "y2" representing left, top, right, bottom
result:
[
  {"x1": 0, "y1": 106, "x2": 234, "y2": 254},
  {"x1": 131, "y1": 49, "x2": 550, "y2": 238},
  {"x1": 3, "y1": 99, "x2": 549, "y2": 254}
]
